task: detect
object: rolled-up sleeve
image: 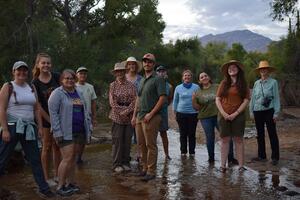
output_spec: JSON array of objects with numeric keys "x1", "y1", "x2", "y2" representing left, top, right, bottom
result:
[{"x1": 48, "y1": 89, "x2": 63, "y2": 137}]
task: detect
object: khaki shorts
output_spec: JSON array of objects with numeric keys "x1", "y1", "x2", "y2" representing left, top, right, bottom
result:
[{"x1": 218, "y1": 112, "x2": 246, "y2": 138}]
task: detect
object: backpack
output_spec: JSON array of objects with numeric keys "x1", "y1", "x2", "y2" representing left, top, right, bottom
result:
[{"x1": 7, "y1": 81, "x2": 36, "y2": 104}]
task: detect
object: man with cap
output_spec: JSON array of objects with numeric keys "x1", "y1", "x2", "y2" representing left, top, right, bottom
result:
[
  {"x1": 131, "y1": 53, "x2": 166, "y2": 181},
  {"x1": 75, "y1": 66, "x2": 97, "y2": 164},
  {"x1": 156, "y1": 65, "x2": 173, "y2": 160}
]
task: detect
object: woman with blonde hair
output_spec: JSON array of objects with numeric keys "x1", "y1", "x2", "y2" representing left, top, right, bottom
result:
[
  {"x1": 216, "y1": 60, "x2": 250, "y2": 172},
  {"x1": 32, "y1": 53, "x2": 61, "y2": 186},
  {"x1": 173, "y1": 69, "x2": 200, "y2": 157}
]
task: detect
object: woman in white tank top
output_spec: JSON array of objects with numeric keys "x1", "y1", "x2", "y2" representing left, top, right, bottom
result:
[{"x1": 0, "y1": 61, "x2": 54, "y2": 198}]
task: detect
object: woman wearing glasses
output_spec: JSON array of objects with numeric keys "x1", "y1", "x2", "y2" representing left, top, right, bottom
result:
[{"x1": 48, "y1": 69, "x2": 91, "y2": 196}]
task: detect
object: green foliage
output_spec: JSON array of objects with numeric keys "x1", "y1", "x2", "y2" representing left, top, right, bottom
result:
[{"x1": 270, "y1": 0, "x2": 298, "y2": 21}]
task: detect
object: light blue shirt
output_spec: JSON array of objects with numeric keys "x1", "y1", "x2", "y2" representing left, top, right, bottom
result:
[
  {"x1": 249, "y1": 77, "x2": 280, "y2": 117},
  {"x1": 173, "y1": 83, "x2": 199, "y2": 114}
]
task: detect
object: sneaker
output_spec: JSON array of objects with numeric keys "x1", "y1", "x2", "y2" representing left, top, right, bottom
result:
[
  {"x1": 122, "y1": 165, "x2": 131, "y2": 171},
  {"x1": 114, "y1": 166, "x2": 124, "y2": 173},
  {"x1": 46, "y1": 179, "x2": 57, "y2": 187},
  {"x1": 39, "y1": 189, "x2": 55, "y2": 198},
  {"x1": 208, "y1": 158, "x2": 215, "y2": 164},
  {"x1": 219, "y1": 166, "x2": 226, "y2": 173},
  {"x1": 189, "y1": 154, "x2": 195, "y2": 158},
  {"x1": 66, "y1": 183, "x2": 80, "y2": 193},
  {"x1": 271, "y1": 160, "x2": 279, "y2": 166},
  {"x1": 141, "y1": 174, "x2": 155, "y2": 182},
  {"x1": 181, "y1": 153, "x2": 187, "y2": 157},
  {"x1": 238, "y1": 166, "x2": 247, "y2": 172},
  {"x1": 228, "y1": 158, "x2": 239, "y2": 166},
  {"x1": 135, "y1": 171, "x2": 147, "y2": 177},
  {"x1": 251, "y1": 157, "x2": 267, "y2": 162},
  {"x1": 56, "y1": 186, "x2": 74, "y2": 197}
]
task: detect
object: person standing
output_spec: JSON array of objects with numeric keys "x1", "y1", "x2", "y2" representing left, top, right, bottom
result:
[
  {"x1": 0, "y1": 61, "x2": 54, "y2": 198},
  {"x1": 215, "y1": 60, "x2": 250, "y2": 172},
  {"x1": 48, "y1": 69, "x2": 91, "y2": 196},
  {"x1": 75, "y1": 66, "x2": 97, "y2": 164},
  {"x1": 32, "y1": 53, "x2": 61, "y2": 186},
  {"x1": 156, "y1": 65, "x2": 173, "y2": 160},
  {"x1": 192, "y1": 72, "x2": 238, "y2": 164},
  {"x1": 173, "y1": 70, "x2": 199, "y2": 157},
  {"x1": 131, "y1": 53, "x2": 166, "y2": 181},
  {"x1": 249, "y1": 60, "x2": 280, "y2": 166},
  {"x1": 109, "y1": 62, "x2": 136, "y2": 173}
]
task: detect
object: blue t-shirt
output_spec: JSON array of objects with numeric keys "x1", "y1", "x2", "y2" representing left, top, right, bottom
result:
[
  {"x1": 173, "y1": 83, "x2": 199, "y2": 114},
  {"x1": 68, "y1": 91, "x2": 85, "y2": 133}
]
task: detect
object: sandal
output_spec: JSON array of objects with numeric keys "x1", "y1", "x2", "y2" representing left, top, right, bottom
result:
[
  {"x1": 219, "y1": 166, "x2": 226, "y2": 173},
  {"x1": 238, "y1": 166, "x2": 247, "y2": 172}
]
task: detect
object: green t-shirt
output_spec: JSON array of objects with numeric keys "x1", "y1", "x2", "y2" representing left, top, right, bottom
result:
[
  {"x1": 195, "y1": 84, "x2": 218, "y2": 119},
  {"x1": 137, "y1": 72, "x2": 166, "y2": 119}
]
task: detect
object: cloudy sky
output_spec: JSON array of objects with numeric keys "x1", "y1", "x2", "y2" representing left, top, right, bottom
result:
[{"x1": 157, "y1": 0, "x2": 289, "y2": 42}]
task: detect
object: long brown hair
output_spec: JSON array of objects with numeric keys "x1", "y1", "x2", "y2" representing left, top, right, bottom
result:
[
  {"x1": 219, "y1": 65, "x2": 248, "y2": 99},
  {"x1": 32, "y1": 53, "x2": 51, "y2": 79}
]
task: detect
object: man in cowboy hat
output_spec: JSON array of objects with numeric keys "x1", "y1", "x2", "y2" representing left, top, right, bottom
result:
[
  {"x1": 131, "y1": 53, "x2": 166, "y2": 181},
  {"x1": 76, "y1": 66, "x2": 97, "y2": 164}
]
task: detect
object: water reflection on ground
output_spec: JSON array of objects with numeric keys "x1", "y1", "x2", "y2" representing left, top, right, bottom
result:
[{"x1": 1, "y1": 129, "x2": 300, "y2": 200}]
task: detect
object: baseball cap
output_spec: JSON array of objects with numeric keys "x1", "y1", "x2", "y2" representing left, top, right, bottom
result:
[
  {"x1": 76, "y1": 66, "x2": 88, "y2": 73},
  {"x1": 13, "y1": 61, "x2": 28, "y2": 70},
  {"x1": 142, "y1": 53, "x2": 156, "y2": 62},
  {"x1": 156, "y1": 65, "x2": 166, "y2": 72}
]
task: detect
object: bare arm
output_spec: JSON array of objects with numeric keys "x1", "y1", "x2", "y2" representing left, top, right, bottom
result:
[
  {"x1": 215, "y1": 97, "x2": 229, "y2": 120},
  {"x1": 167, "y1": 84, "x2": 174, "y2": 105},
  {"x1": 131, "y1": 97, "x2": 139, "y2": 127},
  {"x1": 91, "y1": 99, "x2": 97, "y2": 125},
  {"x1": 192, "y1": 92, "x2": 200, "y2": 111},
  {"x1": 0, "y1": 84, "x2": 10, "y2": 142}
]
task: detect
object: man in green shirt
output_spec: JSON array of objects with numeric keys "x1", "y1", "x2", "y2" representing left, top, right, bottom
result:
[{"x1": 131, "y1": 53, "x2": 166, "y2": 181}]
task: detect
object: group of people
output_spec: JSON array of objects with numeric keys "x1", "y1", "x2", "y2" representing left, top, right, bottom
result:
[
  {"x1": 0, "y1": 53, "x2": 97, "y2": 197},
  {"x1": 0, "y1": 51, "x2": 281, "y2": 197}
]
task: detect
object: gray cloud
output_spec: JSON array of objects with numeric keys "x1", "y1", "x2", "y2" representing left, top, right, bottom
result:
[{"x1": 162, "y1": 0, "x2": 288, "y2": 42}]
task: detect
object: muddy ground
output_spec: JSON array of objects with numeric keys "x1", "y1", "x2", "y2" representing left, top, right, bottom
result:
[{"x1": 0, "y1": 107, "x2": 300, "y2": 200}]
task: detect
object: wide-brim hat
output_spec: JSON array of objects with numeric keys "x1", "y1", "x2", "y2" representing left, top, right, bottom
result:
[
  {"x1": 254, "y1": 60, "x2": 276, "y2": 73},
  {"x1": 13, "y1": 61, "x2": 28, "y2": 71},
  {"x1": 122, "y1": 57, "x2": 142, "y2": 73},
  {"x1": 221, "y1": 60, "x2": 244, "y2": 74},
  {"x1": 111, "y1": 62, "x2": 126, "y2": 74}
]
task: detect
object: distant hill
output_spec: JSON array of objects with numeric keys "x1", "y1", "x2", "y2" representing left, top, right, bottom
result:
[{"x1": 199, "y1": 30, "x2": 272, "y2": 52}]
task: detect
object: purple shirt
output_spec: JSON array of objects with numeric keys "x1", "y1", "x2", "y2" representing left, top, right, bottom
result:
[{"x1": 68, "y1": 91, "x2": 85, "y2": 133}]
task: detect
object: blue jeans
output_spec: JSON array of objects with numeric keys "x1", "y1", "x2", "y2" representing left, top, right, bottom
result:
[
  {"x1": 0, "y1": 124, "x2": 49, "y2": 192},
  {"x1": 200, "y1": 116, "x2": 235, "y2": 160}
]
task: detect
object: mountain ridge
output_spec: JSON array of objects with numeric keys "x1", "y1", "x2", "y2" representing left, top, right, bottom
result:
[{"x1": 199, "y1": 30, "x2": 272, "y2": 52}]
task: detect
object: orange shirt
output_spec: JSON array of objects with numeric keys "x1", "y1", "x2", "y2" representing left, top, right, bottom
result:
[{"x1": 216, "y1": 81, "x2": 250, "y2": 114}]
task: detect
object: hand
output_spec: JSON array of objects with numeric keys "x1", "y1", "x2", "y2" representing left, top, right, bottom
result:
[
  {"x1": 143, "y1": 113, "x2": 153, "y2": 123},
  {"x1": 55, "y1": 136, "x2": 63, "y2": 145},
  {"x1": 38, "y1": 127, "x2": 43, "y2": 138},
  {"x1": 1, "y1": 130, "x2": 10, "y2": 142},
  {"x1": 222, "y1": 112, "x2": 230, "y2": 120},
  {"x1": 273, "y1": 116, "x2": 278, "y2": 123},
  {"x1": 227, "y1": 112, "x2": 239, "y2": 121},
  {"x1": 131, "y1": 116, "x2": 136, "y2": 127}
]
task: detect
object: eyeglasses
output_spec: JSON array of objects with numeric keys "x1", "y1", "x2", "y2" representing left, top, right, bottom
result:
[{"x1": 64, "y1": 77, "x2": 75, "y2": 81}]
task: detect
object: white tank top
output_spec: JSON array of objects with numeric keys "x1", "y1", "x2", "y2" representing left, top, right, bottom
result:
[{"x1": 7, "y1": 81, "x2": 36, "y2": 121}]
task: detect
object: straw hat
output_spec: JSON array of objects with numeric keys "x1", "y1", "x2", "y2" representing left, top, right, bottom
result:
[
  {"x1": 111, "y1": 62, "x2": 126, "y2": 74},
  {"x1": 221, "y1": 60, "x2": 244, "y2": 74},
  {"x1": 254, "y1": 60, "x2": 276, "y2": 73},
  {"x1": 122, "y1": 57, "x2": 142, "y2": 73}
]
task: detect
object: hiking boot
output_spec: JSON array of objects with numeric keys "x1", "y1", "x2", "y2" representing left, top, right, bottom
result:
[
  {"x1": 39, "y1": 189, "x2": 55, "y2": 198},
  {"x1": 141, "y1": 174, "x2": 155, "y2": 182},
  {"x1": 114, "y1": 166, "x2": 124, "y2": 173},
  {"x1": 122, "y1": 165, "x2": 131, "y2": 172},
  {"x1": 56, "y1": 186, "x2": 74, "y2": 197},
  {"x1": 251, "y1": 157, "x2": 267, "y2": 162},
  {"x1": 271, "y1": 160, "x2": 279, "y2": 166},
  {"x1": 66, "y1": 183, "x2": 80, "y2": 193}
]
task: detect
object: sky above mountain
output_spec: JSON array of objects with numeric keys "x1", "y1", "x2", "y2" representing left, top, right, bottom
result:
[{"x1": 158, "y1": 0, "x2": 289, "y2": 43}]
